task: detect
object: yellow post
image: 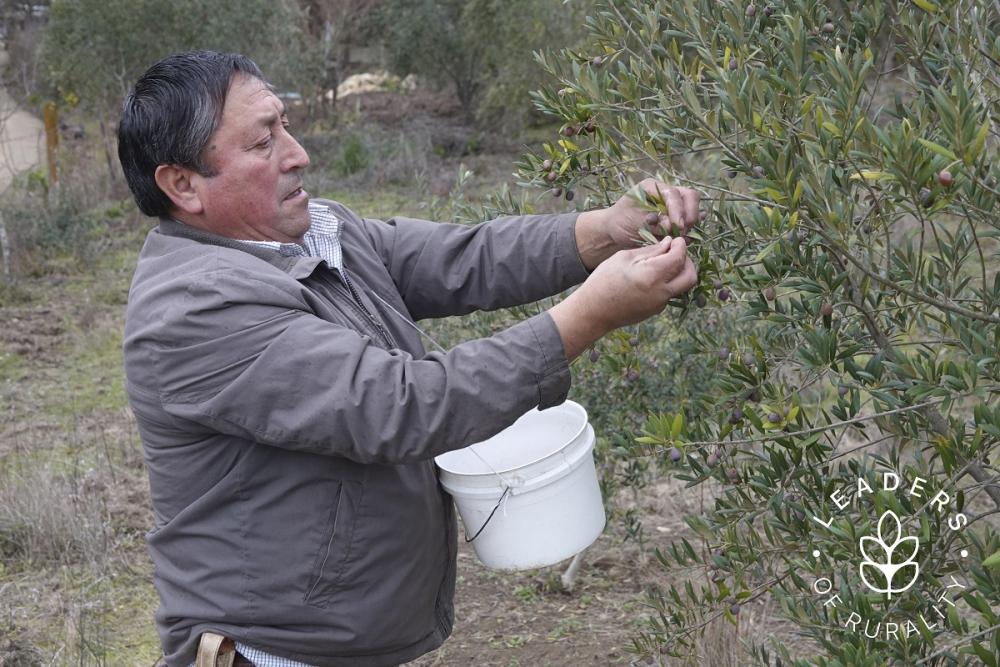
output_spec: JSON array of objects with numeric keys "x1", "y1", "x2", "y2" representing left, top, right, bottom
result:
[{"x1": 43, "y1": 102, "x2": 58, "y2": 187}]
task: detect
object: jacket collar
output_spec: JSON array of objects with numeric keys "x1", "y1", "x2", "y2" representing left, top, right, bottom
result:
[{"x1": 156, "y1": 216, "x2": 327, "y2": 280}]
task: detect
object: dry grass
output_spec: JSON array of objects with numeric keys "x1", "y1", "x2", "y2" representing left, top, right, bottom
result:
[{"x1": 0, "y1": 464, "x2": 113, "y2": 567}]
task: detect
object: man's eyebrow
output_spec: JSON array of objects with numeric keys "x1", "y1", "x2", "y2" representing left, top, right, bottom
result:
[{"x1": 251, "y1": 108, "x2": 286, "y2": 129}]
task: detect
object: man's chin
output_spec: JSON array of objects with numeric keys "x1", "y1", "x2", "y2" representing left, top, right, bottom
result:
[
  {"x1": 284, "y1": 212, "x2": 313, "y2": 241},
  {"x1": 280, "y1": 191, "x2": 311, "y2": 221}
]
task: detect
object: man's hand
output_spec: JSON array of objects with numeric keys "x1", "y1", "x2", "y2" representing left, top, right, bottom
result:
[
  {"x1": 575, "y1": 179, "x2": 701, "y2": 271},
  {"x1": 549, "y1": 236, "x2": 698, "y2": 360}
]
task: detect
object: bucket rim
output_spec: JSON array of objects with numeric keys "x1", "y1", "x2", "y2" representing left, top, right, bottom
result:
[{"x1": 435, "y1": 400, "x2": 590, "y2": 477}]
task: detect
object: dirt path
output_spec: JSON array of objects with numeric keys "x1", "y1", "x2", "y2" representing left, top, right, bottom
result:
[
  {"x1": 0, "y1": 47, "x2": 44, "y2": 280},
  {"x1": 0, "y1": 48, "x2": 43, "y2": 194}
]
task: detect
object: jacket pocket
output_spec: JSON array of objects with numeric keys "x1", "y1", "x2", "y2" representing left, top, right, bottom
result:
[{"x1": 303, "y1": 479, "x2": 364, "y2": 608}]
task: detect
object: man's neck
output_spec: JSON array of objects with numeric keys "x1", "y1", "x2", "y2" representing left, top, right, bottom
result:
[{"x1": 167, "y1": 213, "x2": 305, "y2": 245}]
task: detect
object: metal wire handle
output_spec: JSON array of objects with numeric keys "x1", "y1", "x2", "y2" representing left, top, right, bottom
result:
[{"x1": 463, "y1": 486, "x2": 511, "y2": 543}]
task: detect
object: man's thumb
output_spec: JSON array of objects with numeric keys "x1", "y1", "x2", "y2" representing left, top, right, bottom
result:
[{"x1": 631, "y1": 236, "x2": 672, "y2": 259}]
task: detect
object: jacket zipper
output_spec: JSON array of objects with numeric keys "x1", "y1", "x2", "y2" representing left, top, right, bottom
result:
[{"x1": 333, "y1": 268, "x2": 396, "y2": 349}]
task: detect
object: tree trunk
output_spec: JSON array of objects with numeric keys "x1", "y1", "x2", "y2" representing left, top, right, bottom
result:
[
  {"x1": 0, "y1": 214, "x2": 12, "y2": 284},
  {"x1": 322, "y1": 19, "x2": 339, "y2": 121},
  {"x1": 453, "y1": 76, "x2": 477, "y2": 124},
  {"x1": 97, "y1": 106, "x2": 117, "y2": 186}
]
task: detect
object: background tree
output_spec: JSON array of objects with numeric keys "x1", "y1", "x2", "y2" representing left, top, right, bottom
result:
[
  {"x1": 0, "y1": 0, "x2": 50, "y2": 103},
  {"x1": 41, "y1": 0, "x2": 313, "y2": 182},
  {"x1": 298, "y1": 0, "x2": 381, "y2": 121},
  {"x1": 517, "y1": 0, "x2": 1000, "y2": 663},
  {"x1": 377, "y1": 0, "x2": 593, "y2": 128}
]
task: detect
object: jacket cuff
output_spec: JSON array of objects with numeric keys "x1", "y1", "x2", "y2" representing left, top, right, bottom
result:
[
  {"x1": 552, "y1": 211, "x2": 593, "y2": 287},
  {"x1": 525, "y1": 311, "x2": 572, "y2": 409}
]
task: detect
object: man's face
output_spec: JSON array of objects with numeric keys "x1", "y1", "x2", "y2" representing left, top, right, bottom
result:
[{"x1": 193, "y1": 75, "x2": 311, "y2": 242}]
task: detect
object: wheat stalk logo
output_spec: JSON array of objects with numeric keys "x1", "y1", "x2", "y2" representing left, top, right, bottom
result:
[{"x1": 858, "y1": 510, "x2": 920, "y2": 599}]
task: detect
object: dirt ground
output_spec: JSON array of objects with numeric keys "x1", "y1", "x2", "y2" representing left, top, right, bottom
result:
[
  {"x1": 410, "y1": 529, "x2": 682, "y2": 667},
  {"x1": 404, "y1": 485, "x2": 758, "y2": 667}
]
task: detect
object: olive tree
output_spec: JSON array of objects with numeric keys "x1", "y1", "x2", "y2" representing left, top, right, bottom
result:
[{"x1": 520, "y1": 0, "x2": 1000, "y2": 663}]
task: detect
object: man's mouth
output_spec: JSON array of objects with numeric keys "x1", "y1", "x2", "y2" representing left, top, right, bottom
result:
[{"x1": 284, "y1": 186, "x2": 307, "y2": 201}]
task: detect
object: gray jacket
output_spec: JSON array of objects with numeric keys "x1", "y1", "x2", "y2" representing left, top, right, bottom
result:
[{"x1": 123, "y1": 199, "x2": 589, "y2": 667}]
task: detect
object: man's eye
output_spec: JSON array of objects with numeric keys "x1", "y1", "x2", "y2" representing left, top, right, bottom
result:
[{"x1": 257, "y1": 135, "x2": 273, "y2": 149}]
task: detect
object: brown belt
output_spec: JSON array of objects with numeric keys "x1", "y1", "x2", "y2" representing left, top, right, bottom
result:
[{"x1": 196, "y1": 632, "x2": 255, "y2": 667}]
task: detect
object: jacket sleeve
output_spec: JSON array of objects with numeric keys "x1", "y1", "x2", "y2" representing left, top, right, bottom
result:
[
  {"x1": 155, "y1": 268, "x2": 571, "y2": 464},
  {"x1": 328, "y1": 201, "x2": 592, "y2": 321}
]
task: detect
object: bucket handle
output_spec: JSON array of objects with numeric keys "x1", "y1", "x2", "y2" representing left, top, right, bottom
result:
[{"x1": 463, "y1": 486, "x2": 511, "y2": 543}]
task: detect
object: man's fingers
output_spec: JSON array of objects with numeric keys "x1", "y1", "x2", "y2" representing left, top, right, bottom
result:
[
  {"x1": 638, "y1": 178, "x2": 662, "y2": 202},
  {"x1": 636, "y1": 234, "x2": 685, "y2": 258},
  {"x1": 682, "y1": 189, "x2": 700, "y2": 231},
  {"x1": 631, "y1": 235, "x2": 672, "y2": 258},
  {"x1": 659, "y1": 235, "x2": 687, "y2": 257},
  {"x1": 641, "y1": 237, "x2": 688, "y2": 280},
  {"x1": 664, "y1": 258, "x2": 698, "y2": 296},
  {"x1": 637, "y1": 179, "x2": 700, "y2": 233},
  {"x1": 663, "y1": 187, "x2": 685, "y2": 234}
]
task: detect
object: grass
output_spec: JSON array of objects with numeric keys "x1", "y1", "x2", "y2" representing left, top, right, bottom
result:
[
  {"x1": 0, "y1": 342, "x2": 23, "y2": 382},
  {"x1": 55, "y1": 322, "x2": 127, "y2": 418},
  {"x1": 0, "y1": 198, "x2": 157, "y2": 665}
]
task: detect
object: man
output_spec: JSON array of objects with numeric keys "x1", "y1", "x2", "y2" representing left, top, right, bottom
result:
[{"x1": 120, "y1": 51, "x2": 698, "y2": 667}]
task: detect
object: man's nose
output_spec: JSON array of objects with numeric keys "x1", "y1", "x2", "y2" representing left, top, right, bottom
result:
[{"x1": 282, "y1": 134, "x2": 311, "y2": 172}]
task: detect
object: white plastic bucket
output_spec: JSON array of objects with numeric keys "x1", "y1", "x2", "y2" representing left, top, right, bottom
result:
[{"x1": 435, "y1": 400, "x2": 605, "y2": 570}]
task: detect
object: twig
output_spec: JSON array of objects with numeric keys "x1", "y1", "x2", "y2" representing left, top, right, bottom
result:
[
  {"x1": 812, "y1": 222, "x2": 1000, "y2": 324},
  {"x1": 916, "y1": 622, "x2": 1000, "y2": 664},
  {"x1": 666, "y1": 399, "x2": 946, "y2": 449}
]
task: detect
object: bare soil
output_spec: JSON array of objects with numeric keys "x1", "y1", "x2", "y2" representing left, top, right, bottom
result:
[{"x1": 406, "y1": 483, "x2": 756, "y2": 667}]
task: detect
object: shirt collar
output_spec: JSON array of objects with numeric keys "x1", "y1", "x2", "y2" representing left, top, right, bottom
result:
[
  {"x1": 238, "y1": 201, "x2": 343, "y2": 270},
  {"x1": 163, "y1": 201, "x2": 344, "y2": 271}
]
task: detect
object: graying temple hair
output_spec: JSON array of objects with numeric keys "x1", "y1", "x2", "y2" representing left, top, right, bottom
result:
[{"x1": 118, "y1": 51, "x2": 268, "y2": 217}]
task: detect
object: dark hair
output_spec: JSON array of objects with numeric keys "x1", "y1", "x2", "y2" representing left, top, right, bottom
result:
[{"x1": 117, "y1": 50, "x2": 268, "y2": 217}]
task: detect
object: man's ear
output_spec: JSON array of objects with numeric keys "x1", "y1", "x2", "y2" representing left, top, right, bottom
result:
[{"x1": 154, "y1": 164, "x2": 204, "y2": 216}]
